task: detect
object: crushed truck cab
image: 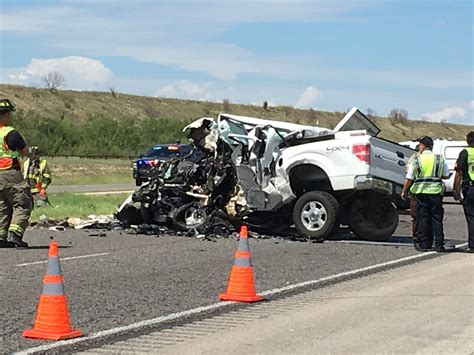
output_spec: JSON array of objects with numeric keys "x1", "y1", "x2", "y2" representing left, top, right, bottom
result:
[
  {"x1": 117, "y1": 107, "x2": 413, "y2": 242},
  {"x1": 210, "y1": 107, "x2": 413, "y2": 241}
]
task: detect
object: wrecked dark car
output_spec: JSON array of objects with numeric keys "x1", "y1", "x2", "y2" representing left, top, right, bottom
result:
[{"x1": 117, "y1": 109, "x2": 413, "y2": 241}]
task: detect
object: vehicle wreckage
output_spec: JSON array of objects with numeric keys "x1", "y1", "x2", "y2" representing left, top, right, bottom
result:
[{"x1": 116, "y1": 107, "x2": 414, "y2": 241}]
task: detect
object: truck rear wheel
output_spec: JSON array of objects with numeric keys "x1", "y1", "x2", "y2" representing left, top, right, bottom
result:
[
  {"x1": 348, "y1": 194, "x2": 398, "y2": 241},
  {"x1": 293, "y1": 191, "x2": 339, "y2": 241}
]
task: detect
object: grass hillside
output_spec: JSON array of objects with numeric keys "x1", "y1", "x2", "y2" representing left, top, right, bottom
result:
[{"x1": 0, "y1": 84, "x2": 470, "y2": 156}]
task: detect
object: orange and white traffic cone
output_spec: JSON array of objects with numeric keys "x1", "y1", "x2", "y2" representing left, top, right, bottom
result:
[
  {"x1": 219, "y1": 225, "x2": 264, "y2": 303},
  {"x1": 23, "y1": 241, "x2": 83, "y2": 340}
]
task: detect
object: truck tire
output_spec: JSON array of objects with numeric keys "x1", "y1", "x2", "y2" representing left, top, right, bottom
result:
[
  {"x1": 173, "y1": 202, "x2": 211, "y2": 233},
  {"x1": 348, "y1": 195, "x2": 398, "y2": 241},
  {"x1": 293, "y1": 191, "x2": 339, "y2": 240}
]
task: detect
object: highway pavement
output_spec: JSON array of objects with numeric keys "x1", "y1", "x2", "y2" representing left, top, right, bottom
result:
[
  {"x1": 81, "y1": 253, "x2": 473, "y2": 354},
  {"x1": 0, "y1": 201, "x2": 469, "y2": 353}
]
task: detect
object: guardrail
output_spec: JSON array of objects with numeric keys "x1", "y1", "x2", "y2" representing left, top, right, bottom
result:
[{"x1": 43, "y1": 155, "x2": 137, "y2": 160}]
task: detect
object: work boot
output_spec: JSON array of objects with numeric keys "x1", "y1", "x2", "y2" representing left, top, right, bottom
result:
[
  {"x1": 7, "y1": 232, "x2": 28, "y2": 248},
  {"x1": 0, "y1": 234, "x2": 14, "y2": 248},
  {"x1": 414, "y1": 244, "x2": 430, "y2": 252}
]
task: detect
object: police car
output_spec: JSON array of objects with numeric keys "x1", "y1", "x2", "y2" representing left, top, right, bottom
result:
[{"x1": 133, "y1": 144, "x2": 193, "y2": 185}]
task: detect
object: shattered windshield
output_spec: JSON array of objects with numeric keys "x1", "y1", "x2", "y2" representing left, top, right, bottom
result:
[{"x1": 218, "y1": 119, "x2": 249, "y2": 146}]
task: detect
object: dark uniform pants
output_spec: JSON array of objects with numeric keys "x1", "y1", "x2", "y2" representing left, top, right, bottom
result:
[
  {"x1": 462, "y1": 185, "x2": 474, "y2": 249},
  {"x1": 410, "y1": 197, "x2": 433, "y2": 246},
  {"x1": 0, "y1": 169, "x2": 32, "y2": 239},
  {"x1": 415, "y1": 194, "x2": 444, "y2": 249}
]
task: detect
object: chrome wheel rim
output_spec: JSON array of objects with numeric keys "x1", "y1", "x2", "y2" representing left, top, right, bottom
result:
[{"x1": 301, "y1": 201, "x2": 327, "y2": 231}]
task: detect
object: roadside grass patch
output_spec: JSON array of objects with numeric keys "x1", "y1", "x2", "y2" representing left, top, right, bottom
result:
[
  {"x1": 47, "y1": 157, "x2": 133, "y2": 185},
  {"x1": 30, "y1": 192, "x2": 130, "y2": 221}
]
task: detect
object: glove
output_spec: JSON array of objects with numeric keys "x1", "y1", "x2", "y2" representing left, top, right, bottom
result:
[{"x1": 39, "y1": 188, "x2": 47, "y2": 197}]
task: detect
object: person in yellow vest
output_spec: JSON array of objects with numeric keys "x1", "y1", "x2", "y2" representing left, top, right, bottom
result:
[
  {"x1": 407, "y1": 139, "x2": 433, "y2": 249},
  {"x1": 23, "y1": 146, "x2": 52, "y2": 208},
  {"x1": 0, "y1": 99, "x2": 31, "y2": 248},
  {"x1": 453, "y1": 131, "x2": 474, "y2": 252},
  {"x1": 401, "y1": 136, "x2": 450, "y2": 252}
]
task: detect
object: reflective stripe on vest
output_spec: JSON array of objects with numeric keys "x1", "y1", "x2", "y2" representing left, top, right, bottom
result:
[
  {"x1": 410, "y1": 153, "x2": 444, "y2": 195},
  {"x1": 24, "y1": 158, "x2": 49, "y2": 192},
  {"x1": 467, "y1": 147, "x2": 474, "y2": 182},
  {"x1": 0, "y1": 126, "x2": 18, "y2": 170}
]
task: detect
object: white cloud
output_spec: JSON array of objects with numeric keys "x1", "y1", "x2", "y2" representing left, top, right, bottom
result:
[
  {"x1": 422, "y1": 106, "x2": 467, "y2": 123},
  {"x1": 6, "y1": 56, "x2": 113, "y2": 90},
  {"x1": 156, "y1": 80, "x2": 211, "y2": 101},
  {"x1": 294, "y1": 86, "x2": 320, "y2": 108},
  {"x1": 469, "y1": 100, "x2": 474, "y2": 110},
  {"x1": 0, "y1": 1, "x2": 370, "y2": 81}
]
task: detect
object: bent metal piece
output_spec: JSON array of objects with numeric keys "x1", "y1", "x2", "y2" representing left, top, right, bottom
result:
[
  {"x1": 23, "y1": 241, "x2": 83, "y2": 340},
  {"x1": 219, "y1": 225, "x2": 264, "y2": 303}
]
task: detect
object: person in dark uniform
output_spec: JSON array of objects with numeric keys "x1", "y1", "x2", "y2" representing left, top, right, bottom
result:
[
  {"x1": 453, "y1": 131, "x2": 474, "y2": 252},
  {"x1": 407, "y1": 140, "x2": 433, "y2": 248},
  {"x1": 0, "y1": 99, "x2": 31, "y2": 248},
  {"x1": 401, "y1": 136, "x2": 450, "y2": 252}
]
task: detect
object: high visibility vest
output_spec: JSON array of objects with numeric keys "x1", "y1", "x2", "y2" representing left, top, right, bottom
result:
[
  {"x1": 409, "y1": 152, "x2": 445, "y2": 195},
  {"x1": 23, "y1": 158, "x2": 51, "y2": 193},
  {"x1": 466, "y1": 147, "x2": 474, "y2": 182},
  {"x1": 0, "y1": 125, "x2": 18, "y2": 170}
]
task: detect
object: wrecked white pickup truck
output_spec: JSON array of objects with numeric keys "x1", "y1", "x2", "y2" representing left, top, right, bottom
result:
[{"x1": 116, "y1": 107, "x2": 413, "y2": 241}]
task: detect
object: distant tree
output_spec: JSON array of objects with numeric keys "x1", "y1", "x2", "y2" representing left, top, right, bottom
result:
[
  {"x1": 223, "y1": 98, "x2": 231, "y2": 112},
  {"x1": 41, "y1": 71, "x2": 65, "y2": 92},
  {"x1": 388, "y1": 108, "x2": 409, "y2": 124},
  {"x1": 366, "y1": 108, "x2": 377, "y2": 118},
  {"x1": 109, "y1": 86, "x2": 117, "y2": 98},
  {"x1": 263, "y1": 100, "x2": 268, "y2": 110}
]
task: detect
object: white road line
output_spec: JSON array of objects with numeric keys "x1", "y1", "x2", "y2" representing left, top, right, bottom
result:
[
  {"x1": 328, "y1": 240, "x2": 413, "y2": 247},
  {"x1": 79, "y1": 191, "x2": 134, "y2": 196},
  {"x1": 15, "y1": 242, "x2": 468, "y2": 355},
  {"x1": 16, "y1": 253, "x2": 110, "y2": 267}
]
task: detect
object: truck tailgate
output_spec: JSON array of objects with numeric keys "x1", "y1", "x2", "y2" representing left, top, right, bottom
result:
[{"x1": 369, "y1": 137, "x2": 414, "y2": 185}]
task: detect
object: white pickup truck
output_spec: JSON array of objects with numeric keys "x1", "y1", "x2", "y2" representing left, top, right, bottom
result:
[{"x1": 212, "y1": 107, "x2": 414, "y2": 241}]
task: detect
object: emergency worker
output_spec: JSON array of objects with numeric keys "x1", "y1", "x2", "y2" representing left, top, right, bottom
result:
[
  {"x1": 23, "y1": 146, "x2": 52, "y2": 208},
  {"x1": 453, "y1": 131, "x2": 474, "y2": 252},
  {"x1": 0, "y1": 99, "x2": 31, "y2": 247},
  {"x1": 401, "y1": 136, "x2": 450, "y2": 252},
  {"x1": 407, "y1": 139, "x2": 433, "y2": 248}
]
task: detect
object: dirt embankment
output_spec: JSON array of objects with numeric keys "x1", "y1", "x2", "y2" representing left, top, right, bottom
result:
[{"x1": 0, "y1": 83, "x2": 471, "y2": 142}]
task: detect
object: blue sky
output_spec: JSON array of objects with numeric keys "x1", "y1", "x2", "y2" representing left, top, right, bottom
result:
[{"x1": 0, "y1": 0, "x2": 472, "y2": 124}]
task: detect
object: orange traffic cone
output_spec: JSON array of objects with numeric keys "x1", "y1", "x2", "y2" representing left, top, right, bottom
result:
[
  {"x1": 23, "y1": 241, "x2": 83, "y2": 340},
  {"x1": 219, "y1": 225, "x2": 264, "y2": 303}
]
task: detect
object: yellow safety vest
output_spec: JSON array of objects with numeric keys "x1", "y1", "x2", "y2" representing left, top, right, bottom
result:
[
  {"x1": 0, "y1": 125, "x2": 18, "y2": 170},
  {"x1": 409, "y1": 152, "x2": 445, "y2": 195},
  {"x1": 23, "y1": 158, "x2": 50, "y2": 193},
  {"x1": 466, "y1": 147, "x2": 474, "y2": 182}
]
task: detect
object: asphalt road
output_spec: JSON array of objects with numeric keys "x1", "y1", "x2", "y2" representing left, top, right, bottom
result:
[
  {"x1": 92, "y1": 253, "x2": 473, "y2": 354},
  {"x1": 0, "y1": 201, "x2": 468, "y2": 353}
]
